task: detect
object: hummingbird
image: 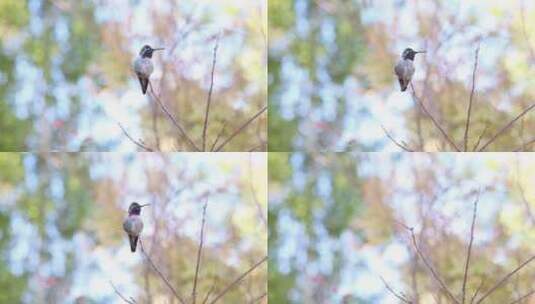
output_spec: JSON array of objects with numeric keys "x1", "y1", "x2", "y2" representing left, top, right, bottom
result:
[
  {"x1": 133, "y1": 45, "x2": 164, "y2": 94},
  {"x1": 123, "y1": 202, "x2": 150, "y2": 252},
  {"x1": 394, "y1": 48, "x2": 426, "y2": 92}
]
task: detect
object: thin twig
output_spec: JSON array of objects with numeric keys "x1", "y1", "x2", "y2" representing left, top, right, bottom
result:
[
  {"x1": 215, "y1": 105, "x2": 267, "y2": 152},
  {"x1": 380, "y1": 276, "x2": 413, "y2": 303},
  {"x1": 149, "y1": 83, "x2": 200, "y2": 151},
  {"x1": 201, "y1": 278, "x2": 218, "y2": 304},
  {"x1": 404, "y1": 226, "x2": 460, "y2": 303},
  {"x1": 472, "y1": 123, "x2": 489, "y2": 151},
  {"x1": 409, "y1": 252, "x2": 420, "y2": 304},
  {"x1": 515, "y1": 158, "x2": 535, "y2": 224},
  {"x1": 463, "y1": 45, "x2": 480, "y2": 151},
  {"x1": 150, "y1": 97, "x2": 161, "y2": 151},
  {"x1": 248, "y1": 292, "x2": 267, "y2": 304},
  {"x1": 248, "y1": 154, "x2": 267, "y2": 226},
  {"x1": 202, "y1": 37, "x2": 220, "y2": 151},
  {"x1": 210, "y1": 120, "x2": 228, "y2": 152},
  {"x1": 470, "y1": 278, "x2": 485, "y2": 304},
  {"x1": 192, "y1": 200, "x2": 209, "y2": 304},
  {"x1": 248, "y1": 142, "x2": 265, "y2": 152},
  {"x1": 118, "y1": 122, "x2": 153, "y2": 151},
  {"x1": 520, "y1": 0, "x2": 535, "y2": 65},
  {"x1": 478, "y1": 104, "x2": 535, "y2": 151},
  {"x1": 475, "y1": 254, "x2": 535, "y2": 304},
  {"x1": 381, "y1": 124, "x2": 414, "y2": 151},
  {"x1": 208, "y1": 256, "x2": 268, "y2": 304},
  {"x1": 109, "y1": 280, "x2": 137, "y2": 304},
  {"x1": 117, "y1": 122, "x2": 153, "y2": 152},
  {"x1": 139, "y1": 239, "x2": 187, "y2": 304},
  {"x1": 508, "y1": 290, "x2": 535, "y2": 304},
  {"x1": 410, "y1": 84, "x2": 460, "y2": 151},
  {"x1": 462, "y1": 192, "x2": 480, "y2": 304},
  {"x1": 143, "y1": 259, "x2": 153, "y2": 304},
  {"x1": 513, "y1": 137, "x2": 535, "y2": 151}
]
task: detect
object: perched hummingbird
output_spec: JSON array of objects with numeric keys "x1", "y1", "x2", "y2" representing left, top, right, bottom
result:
[
  {"x1": 394, "y1": 48, "x2": 426, "y2": 92},
  {"x1": 133, "y1": 45, "x2": 164, "y2": 95},
  {"x1": 123, "y1": 202, "x2": 150, "y2": 252}
]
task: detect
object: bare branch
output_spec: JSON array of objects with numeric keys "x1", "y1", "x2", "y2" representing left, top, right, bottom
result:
[
  {"x1": 410, "y1": 84, "x2": 461, "y2": 151},
  {"x1": 472, "y1": 123, "x2": 489, "y2": 151},
  {"x1": 201, "y1": 278, "x2": 218, "y2": 304},
  {"x1": 403, "y1": 225, "x2": 460, "y2": 303},
  {"x1": 475, "y1": 255, "x2": 535, "y2": 304},
  {"x1": 143, "y1": 260, "x2": 153, "y2": 304},
  {"x1": 208, "y1": 256, "x2": 268, "y2": 304},
  {"x1": 192, "y1": 200, "x2": 209, "y2": 304},
  {"x1": 149, "y1": 83, "x2": 201, "y2": 151},
  {"x1": 248, "y1": 292, "x2": 267, "y2": 304},
  {"x1": 109, "y1": 280, "x2": 137, "y2": 304},
  {"x1": 463, "y1": 45, "x2": 480, "y2": 151},
  {"x1": 380, "y1": 276, "x2": 413, "y2": 303},
  {"x1": 248, "y1": 154, "x2": 267, "y2": 226},
  {"x1": 462, "y1": 192, "x2": 480, "y2": 304},
  {"x1": 513, "y1": 137, "x2": 535, "y2": 152},
  {"x1": 139, "y1": 239, "x2": 187, "y2": 304},
  {"x1": 470, "y1": 278, "x2": 485, "y2": 304},
  {"x1": 210, "y1": 120, "x2": 228, "y2": 152},
  {"x1": 381, "y1": 124, "x2": 414, "y2": 151},
  {"x1": 149, "y1": 97, "x2": 161, "y2": 151},
  {"x1": 478, "y1": 104, "x2": 535, "y2": 151},
  {"x1": 215, "y1": 105, "x2": 267, "y2": 152},
  {"x1": 248, "y1": 142, "x2": 266, "y2": 152},
  {"x1": 118, "y1": 122, "x2": 153, "y2": 151},
  {"x1": 520, "y1": 0, "x2": 535, "y2": 65},
  {"x1": 508, "y1": 290, "x2": 535, "y2": 304},
  {"x1": 202, "y1": 37, "x2": 220, "y2": 151}
]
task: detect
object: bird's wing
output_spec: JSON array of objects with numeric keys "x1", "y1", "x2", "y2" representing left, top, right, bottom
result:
[
  {"x1": 134, "y1": 58, "x2": 153, "y2": 94},
  {"x1": 122, "y1": 218, "x2": 130, "y2": 232},
  {"x1": 394, "y1": 61, "x2": 406, "y2": 91},
  {"x1": 394, "y1": 61, "x2": 404, "y2": 77},
  {"x1": 133, "y1": 58, "x2": 143, "y2": 74}
]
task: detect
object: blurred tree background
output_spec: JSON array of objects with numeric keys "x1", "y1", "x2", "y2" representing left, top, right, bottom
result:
[
  {"x1": 0, "y1": 0, "x2": 266, "y2": 151},
  {"x1": 269, "y1": 0, "x2": 535, "y2": 152},
  {"x1": 0, "y1": 152, "x2": 267, "y2": 303},
  {"x1": 269, "y1": 153, "x2": 535, "y2": 303}
]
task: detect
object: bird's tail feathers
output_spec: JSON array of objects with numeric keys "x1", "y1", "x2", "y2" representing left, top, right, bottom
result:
[
  {"x1": 138, "y1": 77, "x2": 149, "y2": 95},
  {"x1": 129, "y1": 235, "x2": 139, "y2": 252},
  {"x1": 399, "y1": 79, "x2": 408, "y2": 92}
]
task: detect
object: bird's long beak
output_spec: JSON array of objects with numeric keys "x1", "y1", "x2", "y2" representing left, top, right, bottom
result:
[
  {"x1": 152, "y1": 48, "x2": 165, "y2": 51},
  {"x1": 140, "y1": 203, "x2": 151, "y2": 208},
  {"x1": 416, "y1": 50, "x2": 426, "y2": 53}
]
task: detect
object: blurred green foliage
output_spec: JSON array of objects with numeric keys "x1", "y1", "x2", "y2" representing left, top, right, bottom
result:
[
  {"x1": 0, "y1": 1, "x2": 29, "y2": 28},
  {"x1": 269, "y1": 152, "x2": 363, "y2": 303},
  {"x1": 268, "y1": 1, "x2": 366, "y2": 151},
  {"x1": 0, "y1": 0, "x2": 100, "y2": 150},
  {"x1": 0, "y1": 153, "x2": 92, "y2": 302}
]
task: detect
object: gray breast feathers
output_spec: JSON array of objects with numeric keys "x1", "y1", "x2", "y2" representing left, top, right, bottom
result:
[
  {"x1": 123, "y1": 216, "x2": 144, "y2": 236},
  {"x1": 133, "y1": 58, "x2": 154, "y2": 77}
]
